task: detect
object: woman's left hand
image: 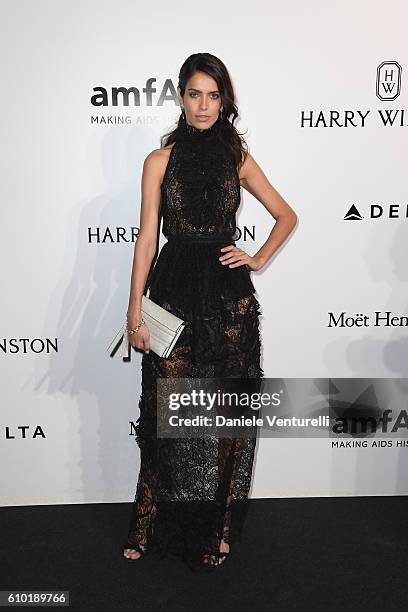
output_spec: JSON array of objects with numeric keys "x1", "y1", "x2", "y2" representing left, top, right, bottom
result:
[{"x1": 219, "y1": 245, "x2": 263, "y2": 272}]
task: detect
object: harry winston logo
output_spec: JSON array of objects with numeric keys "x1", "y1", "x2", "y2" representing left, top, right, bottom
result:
[{"x1": 376, "y1": 61, "x2": 402, "y2": 101}]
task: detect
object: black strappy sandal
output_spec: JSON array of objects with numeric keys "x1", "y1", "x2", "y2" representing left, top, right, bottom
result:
[
  {"x1": 201, "y1": 542, "x2": 230, "y2": 571},
  {"x1": 201, "y1": 551, "x2": 230, "y2": 571},
  {"x1": 122, "y1": 545, "x2": 146, "y2": 562}
]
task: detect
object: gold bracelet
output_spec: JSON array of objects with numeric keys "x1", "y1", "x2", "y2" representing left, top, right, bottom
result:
[{"x1": 127, "y1": 318, "x2": 146, "y2": 335}]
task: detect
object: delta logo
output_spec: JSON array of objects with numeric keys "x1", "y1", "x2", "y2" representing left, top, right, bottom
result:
[{"x1": 344, "y1": 203, "x2": 407, "y2": 221}]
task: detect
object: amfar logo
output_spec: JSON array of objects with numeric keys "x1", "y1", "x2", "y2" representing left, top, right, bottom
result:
[
  {"x1": 90, "y1": 79, "x2": 180, "y2": 125},
  {"x1": 300, "y1": 60, "x2": 403, "y2": 127},
  {"x1": 87, "y1": 225, "x2": 257, "y2": 243},
  {"x1": 91, "y1": 79, "x2": 178, "y2": 107},
  {"x1": 344, "y1": 203, "x2": 408, "y2": 221}
]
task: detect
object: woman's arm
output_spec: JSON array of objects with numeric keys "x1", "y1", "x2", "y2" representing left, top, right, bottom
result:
[
  {"x1": 220, "y1": 152, "x2": 298, "y2": 271},
  {"x1": 127, "y1": 149, "x2": 164, "y2": 323}
]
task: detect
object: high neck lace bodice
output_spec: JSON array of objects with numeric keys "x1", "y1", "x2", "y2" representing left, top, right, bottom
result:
[
  {"x1": 177, "y1": 113, "x2": 222, "y2": 143},
  {"x1": 160, "y1": 111, "x2": 240, "y2": 240}
]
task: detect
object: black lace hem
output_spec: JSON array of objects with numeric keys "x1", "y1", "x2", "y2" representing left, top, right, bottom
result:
[{"x1": 124, "y1": 292, "x2": 263, "y2": 571}]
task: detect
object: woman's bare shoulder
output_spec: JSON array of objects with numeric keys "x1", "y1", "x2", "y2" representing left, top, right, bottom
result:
[
  {"x1": 237, "y1": 150, "x2": 256, "y2": 187},
  {"x1": 143, "y1": 143, "x2": 176, "y2": 184},
  {"x1": 147, "y1": 142, "x2": 175, "y2": 160}
]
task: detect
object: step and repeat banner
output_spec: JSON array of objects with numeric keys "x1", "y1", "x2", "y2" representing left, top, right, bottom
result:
[{"x1": 1, "y1": 0, "x2": 407, "y2": 505}]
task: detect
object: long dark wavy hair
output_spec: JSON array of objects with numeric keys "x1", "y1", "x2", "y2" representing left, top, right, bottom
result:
[{"x1": 160, "y1": 53, "x2": 249, "y2": 170}]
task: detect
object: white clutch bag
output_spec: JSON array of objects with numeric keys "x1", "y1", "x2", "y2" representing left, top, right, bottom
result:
[{"x1": 107, "y1": 294, "x2": 186, "y2": 359}]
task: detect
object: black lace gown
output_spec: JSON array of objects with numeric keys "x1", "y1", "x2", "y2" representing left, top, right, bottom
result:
[{"x1": 124, "y1": 113, "x2": 264, "y2": 570}]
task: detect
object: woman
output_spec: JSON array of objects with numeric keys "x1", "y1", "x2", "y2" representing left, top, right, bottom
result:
[{"x1": 122, "y1": 53, "x2": 297, "y2": 570}]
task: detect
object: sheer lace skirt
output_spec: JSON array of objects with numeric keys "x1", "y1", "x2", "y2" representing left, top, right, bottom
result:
[{"x1": 124, "y1": 278, "x2": 263, "y2": 570}]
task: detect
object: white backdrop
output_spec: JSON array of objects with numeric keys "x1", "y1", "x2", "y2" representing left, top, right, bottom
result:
[{"x1": 1, "y1": 0, "x2": 408, "y2": 506}]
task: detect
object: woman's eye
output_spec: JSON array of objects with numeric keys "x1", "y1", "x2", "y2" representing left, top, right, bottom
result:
[{"x1": 188, "y1": 92, "x2": 219, "y2": 99}]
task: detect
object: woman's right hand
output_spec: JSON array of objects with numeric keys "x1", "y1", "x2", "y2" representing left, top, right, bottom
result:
[{"x1": 127, "y1": 315, "x2": 150, "y2": 354}]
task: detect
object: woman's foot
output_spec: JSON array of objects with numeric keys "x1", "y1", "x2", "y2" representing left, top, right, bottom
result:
[
  {"x1": 201, "y1": 538, "x2": 230, "y2": 568},
  {"x1": 123, "y1": 547, "x2": 144, "y2": 560}
]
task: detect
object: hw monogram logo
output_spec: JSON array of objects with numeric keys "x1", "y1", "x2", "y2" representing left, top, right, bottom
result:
[{"x1": 376, "y1": 61, "x2": 402, "y2": 101}]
